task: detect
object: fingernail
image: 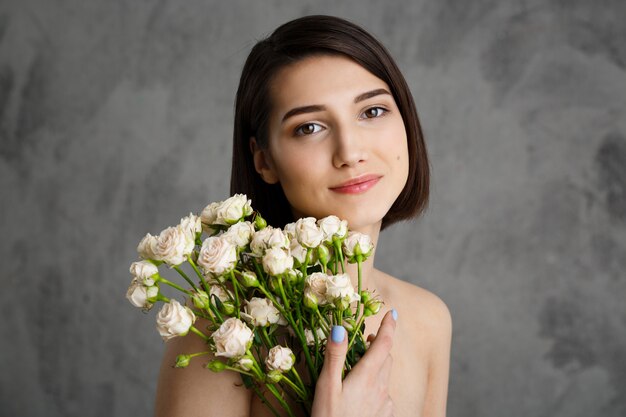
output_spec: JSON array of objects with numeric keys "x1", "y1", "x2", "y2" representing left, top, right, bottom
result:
[
  {"x1": 391, "y1": 308, "x2": 398, "y2": 321},
  {"x1": 331, "y1": 325, "x2": 345, "y2": 343}
]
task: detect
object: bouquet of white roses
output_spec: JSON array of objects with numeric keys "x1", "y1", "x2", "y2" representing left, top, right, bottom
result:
[{"x1": 126, "y1": 194, "x2": 382, "y2": 417}]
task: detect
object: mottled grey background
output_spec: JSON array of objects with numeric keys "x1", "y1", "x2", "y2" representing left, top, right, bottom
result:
[{"x1": 1, "y1": 0, "x2": 625, "y2": 416}]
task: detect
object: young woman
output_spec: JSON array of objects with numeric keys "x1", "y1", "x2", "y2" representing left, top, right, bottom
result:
[{"x1": 155, "y1": 15, "x2": 451, "y2": 417}]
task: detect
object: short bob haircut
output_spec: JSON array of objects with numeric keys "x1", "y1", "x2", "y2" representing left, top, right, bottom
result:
[{"x1": 231, "y1": 15, "x2": 429, "y2": 231}]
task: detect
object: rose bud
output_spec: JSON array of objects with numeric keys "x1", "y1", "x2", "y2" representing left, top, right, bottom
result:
[
  {"x1": 364, "y1": 299, "x2": 383, "y2": 316},
  {"x1": 254, "y1": 213, "x2": 267, "y2": 230},
  {"x1": 175, "y1": 354, "x2": 191, "y2": 368},
  {"x1": 236, "y1": 269, "x2": 259, "y2": 288},
  {"x1": 317, "y1": 244, "x2": 330, "y2": 267},
  {"x1": 192, "y1": 290, "x2": 210, "y2": 310},
  {"x1": 266, "y1": 370, "x2": 283, "y2": 383},
  {"x1": 303, "y1": 288, "x2": 319, "y2": 311},
  {"x1": 206, "y1": 360, "x2": 227, "y2": 373}
]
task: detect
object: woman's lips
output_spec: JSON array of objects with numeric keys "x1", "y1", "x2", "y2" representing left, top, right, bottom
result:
[{"x1": 329, "y1": 175, "x2": 382, "y2": 194}]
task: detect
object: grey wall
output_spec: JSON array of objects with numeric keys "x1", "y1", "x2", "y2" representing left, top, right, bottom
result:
[{"x1": 1, "y1": 0, "x2": 625, "y2": 416}]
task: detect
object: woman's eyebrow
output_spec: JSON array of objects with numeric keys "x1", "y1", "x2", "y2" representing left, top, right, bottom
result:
[
  {"x1": 354, "y1": 88, "x2": 391, "y2": 104},
  {"x1": 281, "y1": 88, "x2": 392, "y2": 124},
  {"x1": 281, "y1": 105, "x2": 326, "y2": 124}
]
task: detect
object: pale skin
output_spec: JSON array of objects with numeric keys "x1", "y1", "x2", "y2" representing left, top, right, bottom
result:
[{"x1": 154, "y1": 55, "x2": 451, "y2": 417}]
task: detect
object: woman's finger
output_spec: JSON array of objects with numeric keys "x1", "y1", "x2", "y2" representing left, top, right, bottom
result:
[
  {"x1": 361, "y1": 309, "x2": 397, "y2": 369},
  {"x1": 318, "y1": 325, "x2": 349, "y2": 389}
]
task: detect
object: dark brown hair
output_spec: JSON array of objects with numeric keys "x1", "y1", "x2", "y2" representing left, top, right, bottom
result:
[{"x1": 230, "y1": 15, "x2": 429, "y2": 230}]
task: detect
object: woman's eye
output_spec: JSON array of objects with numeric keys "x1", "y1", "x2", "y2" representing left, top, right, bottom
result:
[
  {"x1": 361, "y1": 106, "x2": 388, "y2": 119},
  {"x1": 295, "y1": 123, "x2": 323, "y2": 136}
]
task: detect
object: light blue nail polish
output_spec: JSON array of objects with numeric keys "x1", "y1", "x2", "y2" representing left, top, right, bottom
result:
[
  {"x1": 331, "y1": 325, "x2": 345, "y2": 343},
  {"x1": 391, "y1": 308, "x2": 398, "y2": 321}
]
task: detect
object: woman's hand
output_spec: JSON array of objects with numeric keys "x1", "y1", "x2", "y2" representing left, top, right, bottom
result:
[{"x1": 311, "y1": 309, "x2": 397, "y2": 417}]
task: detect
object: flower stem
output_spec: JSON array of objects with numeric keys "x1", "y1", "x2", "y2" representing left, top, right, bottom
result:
[
  {"x1": 187, "y1": 255, "x2": 210, "y2": 293},
  {"x1": 224, "y1": 365, "x2": 255, "y2": 378},
  {"x1": 347, "y1": 313, "x2": 366, "y2": 351},
  {"x1": 158, "y1": 276, "x2": 193, "y2": 295},
  {"x1": 251, "y1": 385, "x2": 282, "y2": 417},
  {"x1": 266, "y1": 383, "x2": 296, "y2": 417},
  {"x1": 315, "y1": 309, "x2": 330, "y2": 333},
  {"x1": 289, "y1": 368, "x2": 308, "y2": 399},
  {"x1": 260, "y1": 327, "x2": 273, "y2": 349},
  {"x1": 355, "y1": 255, "x2": 363, "y2": 319},
  {"x1": 230, "y1": 271, "x2": 240, "y2": 318},
  {"x1": 173, "y1": 266, "x2": 197, "y2": 292},
  {"x1": 281, "y1": 374, "x2": 306, "y2": 399},
  {"x1": 189, "y1": 325, "x2": 210, "y2": 342}
]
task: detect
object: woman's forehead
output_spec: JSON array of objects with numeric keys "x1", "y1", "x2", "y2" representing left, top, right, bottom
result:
[{"x1": 268, "y1": 55, "x2": 391, "y2": 114}]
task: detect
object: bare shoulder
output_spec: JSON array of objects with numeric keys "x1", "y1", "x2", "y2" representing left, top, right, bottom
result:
[
  {"x1": 377, "y1": 272, "x2": 452, "y2": 346},
  {"x1": 154, "y1": 317, "x2": 252, "y2": 417}
]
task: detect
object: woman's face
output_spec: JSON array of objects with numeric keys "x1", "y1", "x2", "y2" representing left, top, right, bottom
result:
[{"x1": 252, "y1": 54, "x2": 409, "y2": 230}]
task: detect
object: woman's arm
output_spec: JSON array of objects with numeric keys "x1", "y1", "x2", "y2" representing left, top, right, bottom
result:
[
  {"x1": 420, "y1": 294, "x2": 452, "y2": 417},
  {"x1": 153, "y1": 317, "x2": 252, "y2": 417}
]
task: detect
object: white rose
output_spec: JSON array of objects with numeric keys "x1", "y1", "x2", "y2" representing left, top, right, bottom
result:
[
  {"x1": 129, "y1": 260, "x2": 159, "y2": 286},
  {"x1": 179, "y1": 213, "x2": 202, "y2": 246},
  {"x1": 295, "y1": 217, "x2": 323, "y2": 248},
  {"x1": 156, "y1": 299, "x2": 196, "y2": 341},
  {"x1": 236, "y1": 357, "x2": 254, "y2": 371},
  {"x1": 241, "y1": 297, "x2": 286, "y2": 327},
  {"x1": 290, "y1": 239, "x2": 308, "y2": 265},
  {"x1": 197, "y1": 236, "x2": 238, "y2": 276},
  {"x1": 304, "y1": 328, "x2": 327, "y2": 346},
  {"x1": 317, "y1": 216, "x2": 348, "y2": 243},
  {"x1": 262, "y1": 247, "x2": 293, "y2": 276},
  {"x1": 265, "y1": 345, "x2": 295, "y2": 372},
  {"x1": 209, "y1": 285, "x2": 233, "y2": 303},
  {"x1": 152, "y1": 226, "x2": 190, "y2": 266},
  {"x1": 283, "y1": 222, "x2": 297, "y2": 240},
  {"x1": 326, "y1": 273, "x2": 359, "y2": 303},
  {"x1": 215, "y1": 194, "x2": 253, "y2": 225},
  {"x1": 342, "y1": 231, "x2": 374, "y2": 259},
  {"x1": 126, "y1": 278, "x2": 158, "y2": 309},
  {"x1": 137, "y1": 233, "x2": 158, "y2": 260},
  {"x1": 222, "y1": 221, "x2": 255, "y2": 248},
  {"x1": 250, "y1": 227, "x2": 289, "y2": 257},
  {"x1": 201, "y1": 202, "x2": 220, "y2": 234},
  {"x1": 212, "y1": 317, "x2": 254, "y2": 358},
  {"x1": 305, "y1": 272, "x2": 331, "y2": 305}
]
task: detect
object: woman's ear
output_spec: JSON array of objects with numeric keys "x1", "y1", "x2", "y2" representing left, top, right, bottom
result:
[{"x1": 249, "y1": 137, "x2": 279, "y2": 184}]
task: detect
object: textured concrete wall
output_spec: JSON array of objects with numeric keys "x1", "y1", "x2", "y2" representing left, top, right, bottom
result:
[{"x1": 1, "y1": 1, "x2": 625, "y2": 416}]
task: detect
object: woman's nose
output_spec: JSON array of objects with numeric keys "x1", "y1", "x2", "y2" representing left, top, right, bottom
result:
[{"x1": 332, "y1": 125, "x2": 368, "y2": 168}]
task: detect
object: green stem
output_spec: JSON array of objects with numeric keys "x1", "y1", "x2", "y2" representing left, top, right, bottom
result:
[
  {"x1": 158, "y1": 276, "x2": 193, "y2": 295},
  {"x1": 315, "y1": 309, "x2": 330, "y2": 333},
  {"x1": 187, "y1": 255, "x2": 210, "y2": 293},
  {"x1": 277, "y1": 277, "x2": 290, "y2": 311},
  {"x1": 347, "y1": 313, "x2": 366, "y2": 351},
  {"x1": 251, "y1": 385, "x2": 282, "y2": 417},
  {"x1": 172, "y1": 266, "x2": 197, "y2": 291},
  {"x1": 260, "y1": 327, "x2": 273, "y2": 349},
  {"x1": 189, "y1": 325, "x2": 210, "y2": 342},
  {"x1": 230, "y1": 271, "x2": 240, "y2": 318},
  {"x1": 223, "y1": 365, "x2": 255, "y2": 378},
  {"x1": 289, "y1": 368, "x2": 308, "y2": 399},
  {"x1": 267, "y1": 383, "x2": 296, "y2": 417},
  {"x1": 281, "y1": 374, "x2": 306, "y2": 399},
  {"x1": 355, "y1": 255, "x2": 363, "y2": 319}
]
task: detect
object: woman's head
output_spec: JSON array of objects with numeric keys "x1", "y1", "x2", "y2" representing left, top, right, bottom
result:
[{"x1": 231, "y1": 15, "x2": 429, "y2": 231}]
